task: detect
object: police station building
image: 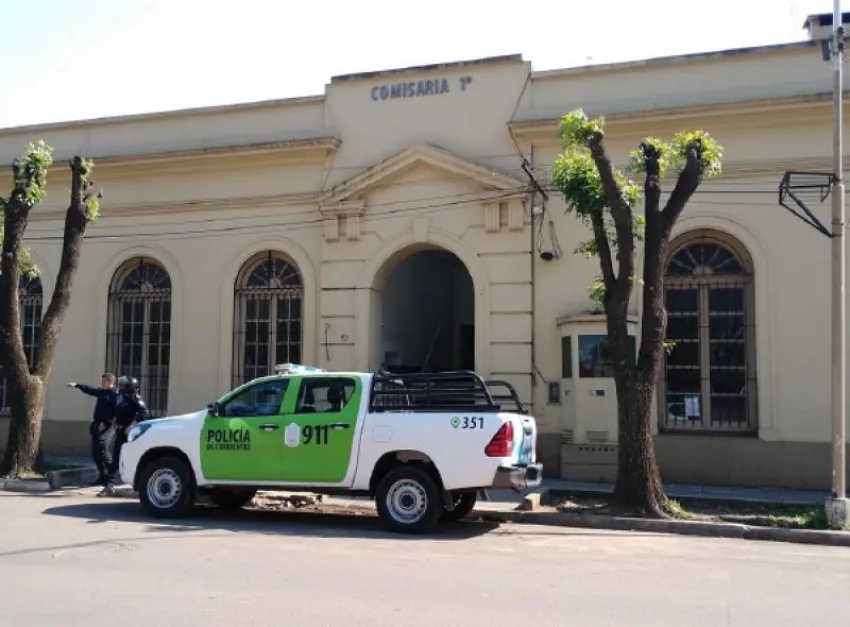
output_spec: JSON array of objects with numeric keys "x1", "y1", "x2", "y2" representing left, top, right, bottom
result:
[{"x1": 1, "y1": 19, "x2": 848, "y2": 489}]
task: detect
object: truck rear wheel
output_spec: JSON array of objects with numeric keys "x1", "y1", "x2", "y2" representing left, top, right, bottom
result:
[
  {"x1": 138, "y1": 455, "x2": 196, "y2": 518},
  {"x1": 375, "y1": 465, "x2": 442, "y2": 534}
]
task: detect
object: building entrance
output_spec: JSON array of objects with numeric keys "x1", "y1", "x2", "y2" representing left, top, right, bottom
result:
[{"x1": 378, "y1": 249, "x2": 474, "y2": 373}]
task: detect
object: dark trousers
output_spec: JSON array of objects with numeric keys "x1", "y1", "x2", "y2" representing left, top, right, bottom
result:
[
  {"x1": 90, "y1": 424, "x2": 115, "y2": 484},
  {"x1": 109, "y1": 426, "x2": 128, "y2": 481}
]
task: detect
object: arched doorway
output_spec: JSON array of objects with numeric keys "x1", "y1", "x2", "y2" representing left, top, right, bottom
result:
[{"x1": 375, "y1": 248, "x2": 474, "y2": 372}]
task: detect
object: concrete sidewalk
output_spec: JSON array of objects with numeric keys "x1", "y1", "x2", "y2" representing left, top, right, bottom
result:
[{"x1": 541, "y1": 479, "x2": 829, "y2": 506}]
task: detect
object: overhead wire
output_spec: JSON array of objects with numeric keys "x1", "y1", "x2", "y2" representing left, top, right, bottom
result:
[
  {"x1": 15, "y1": 144, "x2": 835, "y2": 243},
  {"x1": 21, "y1": 188, "x2": 527, "y2": 243},
  {"x1": 18, "y1": 179, "x2": 829, "y2": 243}
]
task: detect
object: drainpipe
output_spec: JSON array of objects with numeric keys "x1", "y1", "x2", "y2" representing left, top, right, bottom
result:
[{"x1": 529, "y1": 144, "x2": 538, "y2": 405}]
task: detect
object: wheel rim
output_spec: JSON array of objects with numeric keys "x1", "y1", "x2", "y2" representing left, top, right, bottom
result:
[
  {"x1": 146, "y1": 468, "x2": 182, "y2": 509},
  {"x1": 386, "y1": 478, "x2": 428, "y2": 524}
]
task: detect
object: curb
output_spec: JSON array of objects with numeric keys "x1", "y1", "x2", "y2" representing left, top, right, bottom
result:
[
  {"x1": 6, "y1": 481, "x2": 847, "y2": 546},
  {"x1": 472, "y1": 509, "x2": 850, "y2": 547},
  {"x1": 0, "y1": 478, "x2": 53, "y2": 493},
  {"x1": 46, "y1": 466, "x2": 99, "y2": 489}
]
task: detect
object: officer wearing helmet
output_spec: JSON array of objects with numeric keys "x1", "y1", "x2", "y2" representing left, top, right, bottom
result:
[{"x1": 102, "y1": 375, "x2": 150, "y2": 496}]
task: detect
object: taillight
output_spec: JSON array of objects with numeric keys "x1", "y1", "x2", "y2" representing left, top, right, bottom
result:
[{"x1": 485, "y1": 421, "x2": 515, "y2": 457}]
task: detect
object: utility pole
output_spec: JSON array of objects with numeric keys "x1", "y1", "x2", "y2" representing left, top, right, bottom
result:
[{"x1": 827, "y1": 0, "x2": 850, "y2": 530}]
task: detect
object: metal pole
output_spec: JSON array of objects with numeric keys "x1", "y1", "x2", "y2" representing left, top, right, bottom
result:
[{"x1": 830, "y1": 0, "x2": 847, "y2": 508}]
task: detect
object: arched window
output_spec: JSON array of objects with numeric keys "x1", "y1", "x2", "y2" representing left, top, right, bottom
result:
[
  {"x1": 0, "y1": 275, "x2": 43, "y2": 415},
  {"x1": 232, "y1": 251, "x2": 303, "y2": 387},
  {"x1": 106, "y1": 257, "x2": 171, "y2": 416},
  {"x1": 661, "y1": 232, "x2": 757, "y2": 433}
]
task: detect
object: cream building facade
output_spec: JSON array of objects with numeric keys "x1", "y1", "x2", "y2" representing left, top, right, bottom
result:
[{"x1": 1, "y1": 25, "x2": 848, "y2": 489}]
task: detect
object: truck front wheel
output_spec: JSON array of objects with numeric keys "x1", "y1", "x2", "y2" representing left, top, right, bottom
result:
[
  {"x1": 138, "y1": 455, "x2": 196, "y2": 518},
  {"x1": 375, "y1": 465, "x2": 442, "y2": 534}
]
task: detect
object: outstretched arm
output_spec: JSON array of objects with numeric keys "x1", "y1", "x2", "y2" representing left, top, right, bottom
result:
[{"x1": 66, "y1": 382, "x2": 100, "y2": 397}]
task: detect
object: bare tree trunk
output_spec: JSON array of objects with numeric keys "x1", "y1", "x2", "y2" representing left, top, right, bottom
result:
[
  {"x1": 604, "y1": 295, "x2": 668, "y2": 517},
  {"x1": 1, "y1": 378, "x2": 44, "y2": 476},
  {"x1": 608, "y1": 150, "x2": 670, "y2": 517},
  {"x1": 611, "y1": 370, "x2": 666, "y2": 516},
  {"x1": 0, "y1": 156, "x2": 94, "y2": 476}
]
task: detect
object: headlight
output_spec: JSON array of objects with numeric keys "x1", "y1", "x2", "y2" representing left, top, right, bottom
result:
[{"x1": 127, "y1": 422, "x2": 153, "y2": 442}]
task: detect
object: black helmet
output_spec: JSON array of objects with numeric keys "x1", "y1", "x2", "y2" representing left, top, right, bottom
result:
[{"x1": 117, "y1": 375, "x2": 139, "y2": 396}]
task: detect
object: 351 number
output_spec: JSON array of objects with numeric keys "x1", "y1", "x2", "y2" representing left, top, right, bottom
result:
[
  {"x1": 303, "y1": 424, "x2": 329, "y2": 445},
  {"x1": 461, "y1": 417, "x2": 483, "y2": 429}
]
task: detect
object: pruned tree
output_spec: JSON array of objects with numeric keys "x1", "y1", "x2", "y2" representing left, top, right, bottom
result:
[
  {"x1": 0, "y1": 141, "x2": 102, "y2": 476},
  {"x1": 551, "y1": 110, "x2": 722, "y2": 516}
]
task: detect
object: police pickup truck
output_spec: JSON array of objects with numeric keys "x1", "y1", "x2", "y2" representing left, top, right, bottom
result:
[{"x1": 120, "y1": 365, "x2": 542, "y2": 534}]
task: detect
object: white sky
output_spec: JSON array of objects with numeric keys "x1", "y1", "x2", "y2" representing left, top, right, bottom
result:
[{"x1": 0, "y1": 0, "x2": 837, "y2": 129}]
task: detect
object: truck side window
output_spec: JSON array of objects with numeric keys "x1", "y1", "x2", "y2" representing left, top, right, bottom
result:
[
  {"x1": 221, "y1": 379, "x2": 289, "y2": 417},
  {"x1": 296, "y1": 377, "x2": 356, "y2": 414}
]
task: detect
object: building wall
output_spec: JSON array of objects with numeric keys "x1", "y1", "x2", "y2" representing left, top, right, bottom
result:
[{"x1": 1, "y1": 43, "x2": 848, "y2": 489}]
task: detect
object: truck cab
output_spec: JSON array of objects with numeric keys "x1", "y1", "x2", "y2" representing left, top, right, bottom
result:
[{"x1": 120, "y1": 365, "x2": 542, "y2": 534}]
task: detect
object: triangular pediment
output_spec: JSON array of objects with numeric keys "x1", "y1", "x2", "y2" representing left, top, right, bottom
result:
[{"x1": 320, "y1": 143, "x2": 526, "y2": 206}]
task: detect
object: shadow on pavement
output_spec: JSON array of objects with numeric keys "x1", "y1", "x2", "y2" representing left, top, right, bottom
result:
[{"x1": 40, "y1": 499, "x2": 505, "y2": 542}]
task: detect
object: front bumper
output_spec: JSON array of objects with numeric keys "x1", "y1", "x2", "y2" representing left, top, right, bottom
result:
[{"x1": 492, "y1": 463, "x2": 543, "y2": 492}]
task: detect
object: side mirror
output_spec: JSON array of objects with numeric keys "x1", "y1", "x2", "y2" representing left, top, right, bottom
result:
[{"x1": 207, "y1": 402, "x2": 221, "y2": 417}]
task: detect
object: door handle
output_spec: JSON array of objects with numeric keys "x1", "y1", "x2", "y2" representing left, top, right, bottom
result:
[
  {"x1": 329, "y1": 422, "x2": 350, "y2": 430},
  {"x1": 259, "y1": 424, "x2": 280, "y2": 431}
]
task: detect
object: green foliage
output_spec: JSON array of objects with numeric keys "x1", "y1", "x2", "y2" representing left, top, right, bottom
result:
[
  {"x1": 0, "y1": 145, "x2": 100, "y2": 281},
  {"x1": 587, "y1": 278, "x2": 605, "y2": 312},
  {"x1": 18, "y1": 248, "x2": 39, "y2": 279},
  {"x1": 627, "y1": 131, "x2": 723, "y2": 179},
  {"x1": 559, "y1": 108, "x2": 604, "y2": 146},
  {"x1": 554, "y1": 111, "x2": 641, "y2": 261},
  {"x1": 0, "y1": 141, "x2": 54, "y2": 280},
  {"x1": 80, "y1": 158, "x2": 102, "y2": 223},
  {"x1": 552, "y1": 109, "x2": 723, "y2": 324},
  {"x1": 13, "y1": 140, "x2": 54, "y2": 206}
]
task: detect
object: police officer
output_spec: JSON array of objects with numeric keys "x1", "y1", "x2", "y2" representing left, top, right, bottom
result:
[
  {"x1": 102, "y1": 375, "x2": 150, "y2": 496},
  {"x1": 66, "y1": 373, "x2": 118, "y2": 487}
]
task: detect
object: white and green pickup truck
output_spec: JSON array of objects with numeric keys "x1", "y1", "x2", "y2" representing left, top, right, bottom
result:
[{"x1": 119, "y1": 365, "x2": 542, "y2": 534}]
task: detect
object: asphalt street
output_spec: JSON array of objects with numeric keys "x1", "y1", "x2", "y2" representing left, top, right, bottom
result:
[{"x1": 2, "y1": 491, "x2": 849, "y2": 627}]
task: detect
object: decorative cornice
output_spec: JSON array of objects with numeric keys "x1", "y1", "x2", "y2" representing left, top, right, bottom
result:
[
  {"x1": 29, "y1": 191, "x2": 319, "y2": 222},
  {"x1": 320, "y1": 200, "x2": 366, "y2": 217},
  {"x1": 509, "y1": 92, "x2": 840, "y2": 143},
  {"x1": 19, "y1": 137, "x2": 342, "y2": 179},
  {"x1": 321, "y1": 201, "x2": 367, "y2": 242},
  {"x1": 99, "y1": 136, "x2": 340, "y2": 165},
  {"x1": 0, "y1": 95, "x2": 326, "y2": 135},
  {"x1": 320, "y1": 143, "x2": 527, "y2": 206}
]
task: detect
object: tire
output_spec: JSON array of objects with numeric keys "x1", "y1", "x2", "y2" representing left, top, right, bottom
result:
[
  {"x1": 208, "y1": 488, "x2": 257, "y2": 510},
  {"x1": 375, "y1": 465, "x2": 443, "y2": 534},
  {"x1": 442, "y1": 490, "x2": 478, "y2": 522},
  {"x1": 138, "y1": 455, "x2": 196, "y2": 518}
]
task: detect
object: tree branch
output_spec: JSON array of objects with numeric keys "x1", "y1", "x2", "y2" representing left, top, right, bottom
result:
[
  {"x1": 589, "y1": 211, "x2": 616, "y2": 289},
  {"x1": 661, "y1": 140, "x2": 702, "y2": 234},
  {"x1": 0, "y1": 190, "x2": 33, "y2": 384},
  {"x1": 588, "y1": 132, "x2": 634, "y2": 288},
  {"x1": 34, "y1": 157, "x2": 90, "y2": 379},
  {"x1": 643, "y1": 143, "x2": 662, "y2": 217}
]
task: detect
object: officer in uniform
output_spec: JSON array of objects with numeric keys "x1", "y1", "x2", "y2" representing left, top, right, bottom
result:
[
  {"x1": 101, "y1": 375, "x2": 150, "y2": 496},
  {"x1": 65, "y1": 373, "x2": 118, "y2": 486}
]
